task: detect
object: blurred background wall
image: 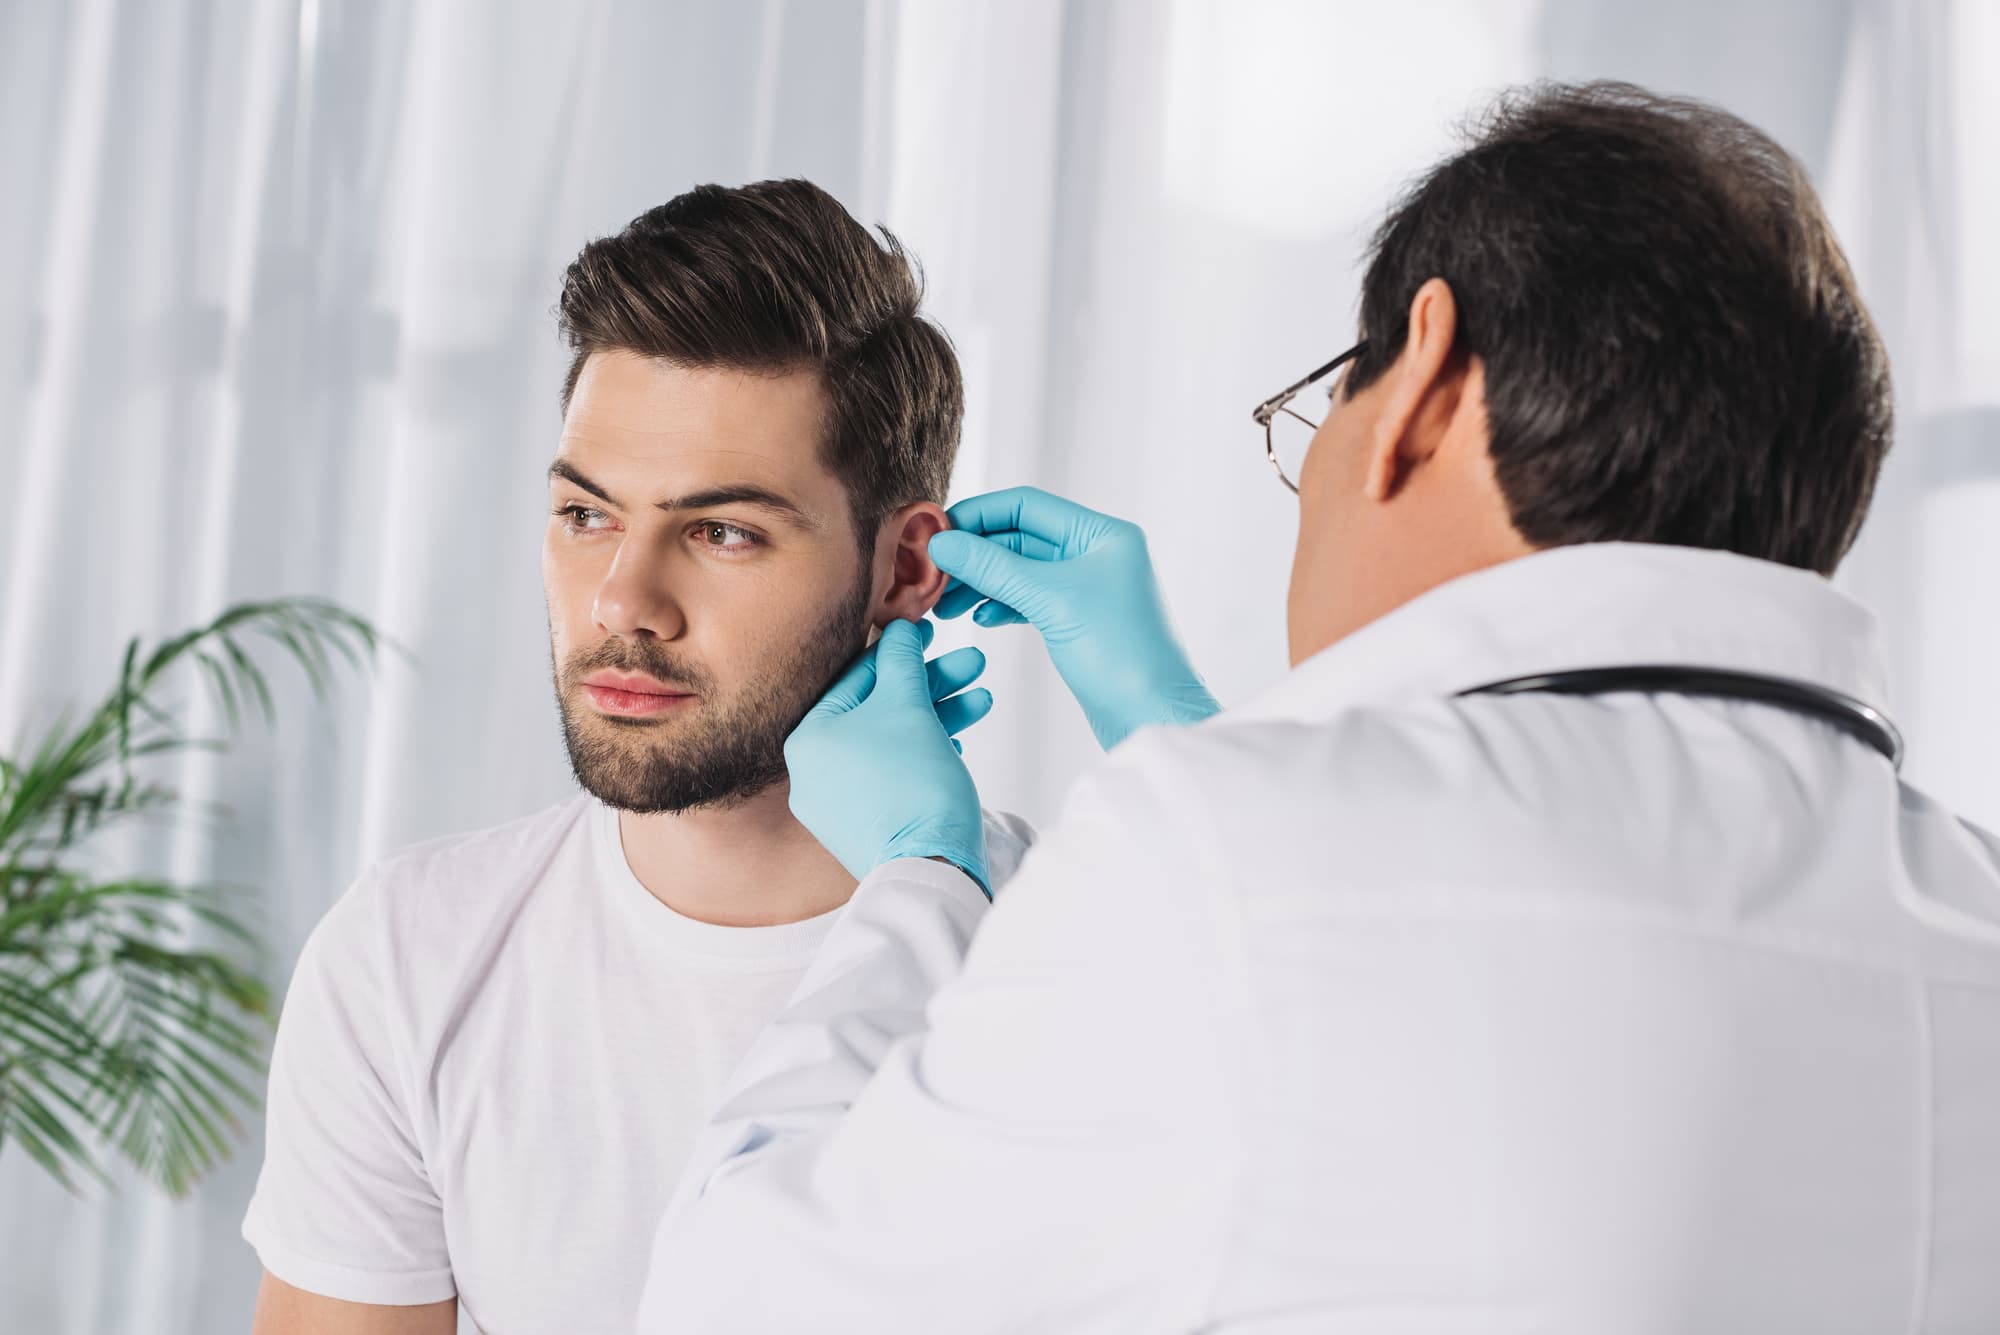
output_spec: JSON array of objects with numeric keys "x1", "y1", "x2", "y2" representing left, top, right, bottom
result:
[{"x1": 1, "y1": 0, "x2": 1993, "y2": 1329}]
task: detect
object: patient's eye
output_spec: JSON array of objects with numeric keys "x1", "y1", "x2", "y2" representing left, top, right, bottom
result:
[
  {"x1": 553, "y1": 504, "x2": 614, "y2": 534},
  {"x1": 697, "y1": 522, "x2": 760, "y2": 551}
]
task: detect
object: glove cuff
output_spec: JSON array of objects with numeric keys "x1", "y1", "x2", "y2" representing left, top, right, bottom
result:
[
  {"x1": 1095, "y1": 678, "x2": 1223, "y2": 751},
  {"x1": 879, "y1": 828, "x2": 991, "y2": 900}
]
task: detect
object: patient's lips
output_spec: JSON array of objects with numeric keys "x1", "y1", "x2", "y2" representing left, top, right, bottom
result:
[{"x1": 580, "y1": 670, "x2": 696, "y2": 718}]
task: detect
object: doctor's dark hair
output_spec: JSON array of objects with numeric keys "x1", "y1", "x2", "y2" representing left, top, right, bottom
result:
[
  {"x1": 556, "y1": 179, "x2": 962, "y2": 550},
  {"x1": 1344, "y1": 81, "x2": 1892, "y2": 576}
]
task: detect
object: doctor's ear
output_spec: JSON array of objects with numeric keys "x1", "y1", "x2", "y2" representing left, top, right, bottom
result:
[
  {"x1": 867, "y1": 501, "x2": 951, "y2": 625},
  {"x1": 1364, "y1": 276, "x2": 1468, "y2": 503}
]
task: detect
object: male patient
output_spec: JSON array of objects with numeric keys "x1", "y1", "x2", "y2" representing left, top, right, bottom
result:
[{"x1": 242, "y1": 180, "x2": 1030, "y2": 1333}]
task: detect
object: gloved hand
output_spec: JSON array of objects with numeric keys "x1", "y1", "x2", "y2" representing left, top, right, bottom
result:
[
  {"x1": 784, "y1": 618, "x2": 993, "y2": 896},
  {"x1": 928, "y1": 487, "x2": 1220, "y2": 751}
]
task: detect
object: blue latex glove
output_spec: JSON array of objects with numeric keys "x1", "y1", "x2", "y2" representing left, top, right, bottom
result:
[
  {"x1": 928, "y1": 487, "x2": 1220, "y2": 751},
  {"x1": 784, "y1": 618, "x2": 993, "y2": 896}
]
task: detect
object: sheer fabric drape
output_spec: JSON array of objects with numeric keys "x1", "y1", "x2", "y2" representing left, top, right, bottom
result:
[{"x1": 1, "y1": 2, "x2": 1991, "y2": 1329}]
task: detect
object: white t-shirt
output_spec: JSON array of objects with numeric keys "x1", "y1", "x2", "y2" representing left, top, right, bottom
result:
[{"x1": 242, "y1": 794, "x2": 1033, "y2": 1333}]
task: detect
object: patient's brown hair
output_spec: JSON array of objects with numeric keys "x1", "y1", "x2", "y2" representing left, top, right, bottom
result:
[{"x1": 556, "y1": 179, "x2": 964, "y2": 550}]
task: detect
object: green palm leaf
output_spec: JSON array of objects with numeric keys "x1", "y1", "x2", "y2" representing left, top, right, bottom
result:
[{"x1": 0, "y1": 598, "x2": 385, "y2": 1195}]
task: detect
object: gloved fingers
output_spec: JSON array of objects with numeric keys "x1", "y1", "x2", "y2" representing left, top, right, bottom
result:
[
  {"x1": 932, "y1": 579, "x2": 986, "y2": 620},
  {"x1": 925, "y1": 645, "x2": 987, "y2": 702},
  {"x1": 808, "y1": 642, "x2": 880, "y2": 718},
  {"x1": 944, "y1": 486, "x2": 1115, "y2": 550},
  {"x1": 971, "y1": 600, "x2": 1029, "y2": 628},
  {"x1": 927, "y1": 531, "x2": 1052, "y2": 620},
  {"x1": 974, "y1": 529, "x2": 1066, "y2": 563},
  {"x1": 869, "y1": 618, "x2": 932, "y2": 694},
  {"x1": 931, "y1": 530, "x2": 1060, "y2": 619},
  {"x1": 930, "y1": 532, "x2": 1057, "y2": 618},
  {"x1": 942, "y1": 486, "x2": 1049, "y2": 537},
  {"x1": 933, "y1": 686, "x2": 994, "y2": 737}
]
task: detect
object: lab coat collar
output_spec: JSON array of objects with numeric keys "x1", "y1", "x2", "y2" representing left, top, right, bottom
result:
[{"x1": 1234, "y1": 542, "x2": 1891, "y2": 726}]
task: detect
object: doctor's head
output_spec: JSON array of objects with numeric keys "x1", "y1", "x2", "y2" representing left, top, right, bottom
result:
[
  {"x1": 1286, "y1": 81, "x2": 1893, "y2": 664},
  {"x1": 545, "y1": 180, "x2": 960, "y2": 814}
]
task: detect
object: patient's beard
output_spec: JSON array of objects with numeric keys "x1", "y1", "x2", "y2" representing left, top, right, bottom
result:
[{"x1": 554, "y1": 571, "x2": 873, "y2": 815}]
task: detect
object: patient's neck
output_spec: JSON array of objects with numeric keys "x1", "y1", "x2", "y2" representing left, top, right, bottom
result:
[{"x1": 615, "y1": 784, "x2": 856, "y2": 928}]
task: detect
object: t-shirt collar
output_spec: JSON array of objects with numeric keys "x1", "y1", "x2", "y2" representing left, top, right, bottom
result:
[{"x1": 592, "y1": 800, "x2": 845, "y2": 962}]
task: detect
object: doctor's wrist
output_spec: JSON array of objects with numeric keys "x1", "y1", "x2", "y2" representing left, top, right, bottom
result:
[{"x1": 925, "y1": 855, "x2": 992, "y2": 899}]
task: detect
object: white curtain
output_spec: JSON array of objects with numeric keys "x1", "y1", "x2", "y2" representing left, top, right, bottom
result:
[{"x1": 1, "y1": 1, "x2": 1992, "y2": 1329}]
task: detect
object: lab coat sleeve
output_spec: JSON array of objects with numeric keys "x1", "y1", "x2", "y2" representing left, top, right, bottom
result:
[{"x1": 636, "y1": 733, "x2": 1248, "y2": 1333}]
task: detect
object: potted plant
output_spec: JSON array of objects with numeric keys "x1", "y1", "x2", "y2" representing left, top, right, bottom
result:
[{"x1": 0, "y1": 598, "x2": 381, "y2": 1195}]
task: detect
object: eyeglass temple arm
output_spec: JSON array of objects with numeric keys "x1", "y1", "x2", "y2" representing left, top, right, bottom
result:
[{"x1": 1251, "y1": 342, "x2": 1369, "y2": 424}]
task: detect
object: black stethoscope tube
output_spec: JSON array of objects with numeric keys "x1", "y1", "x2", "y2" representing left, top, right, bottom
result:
[{"x1": 1460, "y1": 667, "x2": 1904, "y2": 770}]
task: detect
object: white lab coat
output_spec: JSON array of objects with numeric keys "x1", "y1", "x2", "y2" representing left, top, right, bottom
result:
[{"x1": 637, "y1": 542, "x2": 2000, "y2": 1334}]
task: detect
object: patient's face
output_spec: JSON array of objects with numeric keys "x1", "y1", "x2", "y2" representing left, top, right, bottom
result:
[{"x1": 544, "y1": 351, "x2": 875, "y2": 813}]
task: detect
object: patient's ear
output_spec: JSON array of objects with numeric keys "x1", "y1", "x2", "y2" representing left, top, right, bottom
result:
[{"x1": 868, "y1": 502, "x2": 951, "y2": 625}]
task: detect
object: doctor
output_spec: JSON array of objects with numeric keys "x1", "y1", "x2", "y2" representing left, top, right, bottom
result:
[{"x1": 638, "y1": 82, "x2": 2000, "y2": 1332}]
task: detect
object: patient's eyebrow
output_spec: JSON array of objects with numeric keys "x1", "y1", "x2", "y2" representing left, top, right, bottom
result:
[
  {"x1": 658, "y1": 485, "x2": 816, "y2": 529},
  {"x1": 548, "y1": 459, "x2": 817, "y2": 529},
  {"x1": 548, "y1": 458, "x2": 617, "y2": 507}
]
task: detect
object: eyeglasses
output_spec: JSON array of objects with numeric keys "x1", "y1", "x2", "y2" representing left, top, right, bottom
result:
[{"x1": 1251, "y1": 340, "x2": 1369, "y2": 494}]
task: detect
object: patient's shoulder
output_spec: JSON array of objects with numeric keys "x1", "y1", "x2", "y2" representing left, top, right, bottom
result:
[
  {"x1": 316, "y1": 795, "x2": 595, "y2": 965},
  {"x1": 369, "y1": 795, "x2": 593, "y2": 892}
]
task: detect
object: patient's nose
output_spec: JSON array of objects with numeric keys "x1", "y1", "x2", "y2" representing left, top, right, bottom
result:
[{"x1": 591, "y1": 544, "x2": 686, "y2": 641}]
